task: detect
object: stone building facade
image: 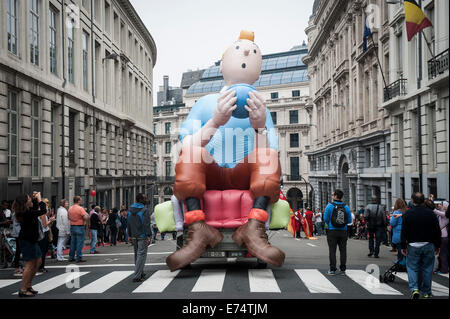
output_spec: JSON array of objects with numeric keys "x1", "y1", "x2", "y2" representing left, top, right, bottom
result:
[
  {"x1": 383, "y1": 0, "x2": 449, "y2": 201},
  {"x1": 304, "y1": 0, "x2": 393, "y2": 211},
  {"x1": 152, "y1": 45, "x2": 313, "y2": 211},
  {"x1": 0, "y1": 0, "x2": 157, "y2": 209}
]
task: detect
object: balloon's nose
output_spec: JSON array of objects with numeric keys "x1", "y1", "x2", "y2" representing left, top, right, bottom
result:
[{"x1": 244, "y1": 50, "x2": 250, "y2": 56}]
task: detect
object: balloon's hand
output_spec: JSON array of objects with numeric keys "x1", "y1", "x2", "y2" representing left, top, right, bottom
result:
[
  {"x1": 212, "y1": 89, "x2": 237, "y2": 127},
  {"x1": 245, "y1": 91, "x2": 266, "y2": 130}
]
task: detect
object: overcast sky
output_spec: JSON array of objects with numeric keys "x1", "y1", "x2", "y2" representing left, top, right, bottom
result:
[{"x1": 129, "y1": 0, "x2": 315, "y2": 104}]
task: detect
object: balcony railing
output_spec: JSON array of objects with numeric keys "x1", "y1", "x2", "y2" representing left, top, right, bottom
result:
[
  {"x1": 428, "y1": 49, "x2": 449, "y2": 80},
  {"x1": 383, "y1": 78, "x2": 407, "y2": 102}
]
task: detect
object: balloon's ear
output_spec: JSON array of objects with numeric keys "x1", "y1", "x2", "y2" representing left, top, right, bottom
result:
[{"x1": 219, "y1": 60, "x2": 223, "y2": 73}]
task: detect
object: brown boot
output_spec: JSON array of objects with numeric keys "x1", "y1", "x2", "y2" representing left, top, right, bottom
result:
[
  {"x1": 232, "y1": 218, "x2": 285, "y2": 267},
  {"x1": 166, "y1": 220, "x2": 223, "y2": 271}
]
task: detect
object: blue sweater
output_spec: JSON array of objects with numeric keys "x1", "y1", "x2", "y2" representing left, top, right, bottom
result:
[
  {"x1": 389, "y1": 210, "x2": 403, "y2": 244},
  {"x1": 324, "y1": 201, "x2": 352, "y2": 231}
]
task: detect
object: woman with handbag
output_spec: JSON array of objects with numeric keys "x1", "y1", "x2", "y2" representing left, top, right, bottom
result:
[{"x1": 12, "y1": 192, "x2": 47, "y2": 297}]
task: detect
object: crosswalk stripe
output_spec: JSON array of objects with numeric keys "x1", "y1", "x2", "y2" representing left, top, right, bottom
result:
[
  {"x1": 346, "y1": 270, "x2": 402, "y2": 295},
  {"x1": 73, "y1": 271, "x2": 134, "y2": 294},
  {"x1": 192, "y1": 269, "x2": 226, "y2": 292},
  {"x1": 394, "y1": 272, "x2": 449, "y2": 297},
  {"x1": 0, "y1": 279, "x2": 21, "y2": 289},
  {"x1": 294, "y1": 269, "x2": 340, "y2": 294},
  {"x1": 133, "y1": 270, "x2": 180, "y2": 293},
  {"x1": 12, "y1": 271, "x2": 89, "y2": 295},
  {"x1": 438, "y1": 273, "x2": 449, "y2": 279},
  {"x1": 248, "y1": 269, "x2": 281, "y2": 293}
]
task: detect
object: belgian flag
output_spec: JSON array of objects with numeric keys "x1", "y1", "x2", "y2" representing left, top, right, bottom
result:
[{"x1": 404, "y1": 0, "x2": 433, "y2": 41}]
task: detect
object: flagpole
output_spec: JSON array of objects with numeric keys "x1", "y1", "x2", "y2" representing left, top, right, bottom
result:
[
  {"x1": 420, "y1": 29, "x2": 435, "y2": 58},
  {"x1": 369, "y1": 32, "x2": 388, "y2": 89}
]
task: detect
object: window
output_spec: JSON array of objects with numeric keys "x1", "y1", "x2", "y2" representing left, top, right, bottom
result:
[
  {"x1": 31, "y1": 99, "x2": 40, "y2": 177},
  {"x1": 429, "y1": 106, "x2": 437, "y2": 168},
  {"x1": 165, "y1": 161, "x2": 171, "y2": 177},
  {"x1": 50, "y1": 107, "x2": 55, "y2": 176},
  {"x1": 68, "y1": 24, "x2": 74, "y2": 83},
  {"x1": 49, "y1": 6, "x2": 57, "y2": 74},
  {"x1": 365, "y1": 147, "x2": 371, "y2": 168},
  {"x1": 30, "y1": 0, "x2": 40, "y2": 65},
  {"x1": 153, "y1": 142, "x2": 156, "y2": 154},
  {"x1": 7, "y1": 91, "x2": 18, "y2": 177},
  {"x1": 7, "y1": 0, "x2": 18, "y2": 54},
  {"x1": 290, "y1": 133, "x2": 299, "y2": 148},
  {"x1": 153, "y1": 123, "x2": 157, "y2": 134},
  {"x1": 271, "y1": 92, "x2": 278, "y2": 100},
  {"x1": 289, "y1": 110, "x2": 298, "y2": 124},
  {"x1": 411, "y1": 178, "x2": 420, "y2": 193},
  {"x1": 292, "y1": 90, "x2": 300, "y2": 98},
  {"x1": 386, "y1": 143, "x2": 391, "y2": 167},
  {"x1": 373, "y1": 146, "x2": 380, "y2": 167},
  {"x1": 82, "y1": 31, "x2": 89, "y2": 91},
  {"x1": 69, "y1": 112, "x2": 76, "y2": 166},
  {"x1": 290, "y1": 157, "x2": 299, "y2": 178},
  {"x1": 400, "y1": 177, "x2": 405, "y2": 200},
  {"x1": 165, "y1": 122, "x2": 171, "y2": 134},
  {"x1": 365, "y1": 185, "x2": 372, "y2": 204},
  {"x1": 270, "y1": 112, "x2": 277, "y2": 125},
  {"x1": 428, "y1": 178, "x2": 437, "y2": 198},
  {"x1": 104, "y1": 2, "x2": 111, "y2": 34},
  {"x1": 165, "y1": 142, "x2": 171, "y2": 154},
  {"x1": 153, "y1": 162, "x2": 157, "y2": 175}
]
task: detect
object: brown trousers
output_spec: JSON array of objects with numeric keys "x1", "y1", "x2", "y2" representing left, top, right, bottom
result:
[{"x1": 174, "y1": 145, "x2": 281, "y2": 204}]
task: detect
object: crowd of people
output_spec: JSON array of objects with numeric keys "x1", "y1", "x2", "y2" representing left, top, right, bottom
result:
[
  {"x1": 1, "y1": 188, "x2": 448, "y2": 299},
  {"x1": 319, "y1": 188, "x2": 448, "y2": 299},
  {"x1": 0, "y1": 191, "x2": 168, "y2": 296}
]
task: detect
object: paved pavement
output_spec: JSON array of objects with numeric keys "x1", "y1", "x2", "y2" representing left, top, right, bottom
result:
[{"x1": 1, "y1": 230, "x2": 448, "y2": 299}]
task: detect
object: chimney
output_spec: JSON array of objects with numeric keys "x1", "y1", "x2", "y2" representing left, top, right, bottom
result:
[{"x1": 163, "y1": 75, "x2": 169, "y2": 102}]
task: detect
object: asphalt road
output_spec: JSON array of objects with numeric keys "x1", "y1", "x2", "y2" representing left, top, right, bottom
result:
[{"x1": 1, "y1": 230, "x2": 448, "y2": 299}]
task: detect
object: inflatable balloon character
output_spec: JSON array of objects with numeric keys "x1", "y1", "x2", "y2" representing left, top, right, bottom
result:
[{"x1": 166, "y1": 30, "x2": 284, "y2": 271}]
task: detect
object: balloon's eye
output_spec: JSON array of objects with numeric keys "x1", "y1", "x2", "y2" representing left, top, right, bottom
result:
[
  {"x1": 254, "y1": 49, "x2": 257, "y2": 54},
  {"x1": 236, "y1": 46, "x2": 240, "y2": 50}
]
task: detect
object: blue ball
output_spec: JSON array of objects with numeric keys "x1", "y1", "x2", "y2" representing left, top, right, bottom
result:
[{"x1": 228, "y1": 83, "x2": 256, "y2": 119}]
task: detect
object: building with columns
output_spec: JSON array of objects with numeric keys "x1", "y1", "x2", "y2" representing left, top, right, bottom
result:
[
  {"x1": 152, "y1": 44, "x2": 313, "y2": 211},
  {"x1": 0, "y1": 0, "x2": 156, "y2": 209},
  {"x1": 304, "y1": 0, "x2": 392, "y2": 211},
  {"x1": 383, "y1": 0, "x2": 448, "y2": 201}
]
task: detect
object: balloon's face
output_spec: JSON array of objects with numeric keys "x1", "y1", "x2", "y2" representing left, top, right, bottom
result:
[{"x1": 221, "y1": 39, "x2": 262, "y2": 86}]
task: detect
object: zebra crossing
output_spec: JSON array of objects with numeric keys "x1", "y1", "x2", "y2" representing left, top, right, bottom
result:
[{"x1": 1, "y1": 268, "x2": 448, "y2": 298}]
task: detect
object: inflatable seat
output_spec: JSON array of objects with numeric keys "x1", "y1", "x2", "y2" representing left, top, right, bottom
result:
[{"x1": 154, "y1": 190, "x2": 290, "y2": 233}]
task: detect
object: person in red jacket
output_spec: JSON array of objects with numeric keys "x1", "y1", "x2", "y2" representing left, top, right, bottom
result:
[{"x1": 304, "y1": 207, "x2": 314, "y2": 238}]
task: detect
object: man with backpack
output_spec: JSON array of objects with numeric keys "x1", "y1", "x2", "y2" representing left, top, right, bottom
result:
[
  {"x1": 364, "y1": 196, "x2": 387, "y2": 258},
  {"x1": 127, "y1": 193, "x2": 152, "y2": 282},
  {"x1": 323, "y1": 189, "x2": 352, "y2": 275}
]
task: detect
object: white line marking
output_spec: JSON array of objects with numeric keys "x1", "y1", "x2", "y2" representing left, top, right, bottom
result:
[
  {"x1": 13, "y1": 272, "x2": 89, "y2": 295},
  {"x1": 62, "y1": 252, "x2": 172, "y2": 257},
  {"x1": 73, "y1": 271, "x2": 134, "y2": 294},
  {"x1": 395, "y1": 272, "x2": 449, "y2": 297},
  {"x1": 438, "y1": 273, "x2": 449, "y2": 279},
  {"x1": 295, "y1": 269, "x2": 341, "y2": 294},
  {"x1": 44, "y1": 263, "x2": 167, "y2": 269},
  {"x1": 248, "y1": 269, "x2": 281, "y2": 293},
  {"x1": 192, "y1": 269, "x2": 226, "y2": 292},
  {"x1": 306, "y1": 243, "x2": 317, "y2": 247},
  {"x1": 133, "y1": 270, "x2": 180, "y2": 293},
  {"x1": 0, "y1": 279, "x2": 21, "y2": 289},
  {"x1": 346, "y1": 270, "x2": 402, "y2": 295}
]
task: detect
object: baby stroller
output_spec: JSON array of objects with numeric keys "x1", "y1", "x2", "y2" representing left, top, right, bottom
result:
[
  {"x1": 356, "y1": 224, "x2": 368, "y2": 240},
  {"x1": 1, "y1": 229, "x2": 16, "y2": 268},
  {"x1": 379, "y1": 257, "x2": 406, "y2": 283}
]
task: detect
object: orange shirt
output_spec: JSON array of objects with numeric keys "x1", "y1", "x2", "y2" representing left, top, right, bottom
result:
[{"x1": 68, "y1": 204, "x2": 87, "y2": 226}]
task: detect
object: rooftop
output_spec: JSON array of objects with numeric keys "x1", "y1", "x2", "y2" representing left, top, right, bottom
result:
[{"x1": 186, "y1": 45, "x2": 308, "y2": 95}]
